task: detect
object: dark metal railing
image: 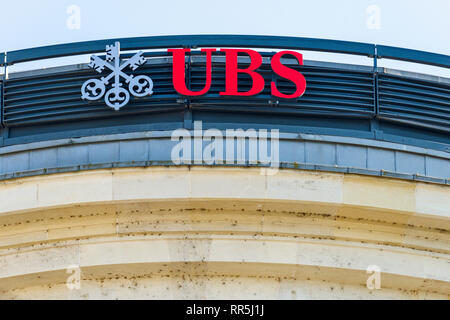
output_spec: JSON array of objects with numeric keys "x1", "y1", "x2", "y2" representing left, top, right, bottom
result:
[{"x1": 2, "y1": 35, "x2": 449, "y2": 68}]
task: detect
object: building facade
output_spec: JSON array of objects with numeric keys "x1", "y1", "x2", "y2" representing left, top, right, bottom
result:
[{"x1": 0, "y1": 35, "x2": 448, "y2": 299}]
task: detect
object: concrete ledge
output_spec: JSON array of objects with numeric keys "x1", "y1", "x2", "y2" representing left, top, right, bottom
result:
[{"x1": 0, "y1": 132, "x2": 448, "y2": 185}]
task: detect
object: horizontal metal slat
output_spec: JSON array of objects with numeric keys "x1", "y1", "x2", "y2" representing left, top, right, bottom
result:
[
  {"x1": 378, "y1": 111, "x2": 450, "y2": 129},
  {"x1": 379, "y1": 91, "x2": 450, "y2": 109},
  {"x1": 378, "y1": 75, "x2": 450, "y2": 94},
  {"x1": 6, "y1": 104, "x2": 184, "y2": 127},
  {"x1": 378, "y1": 84, "x2": 450, "y2": 101},
  {"x1": 379, "y1": 103, "x2": 450, "y2": 120}
]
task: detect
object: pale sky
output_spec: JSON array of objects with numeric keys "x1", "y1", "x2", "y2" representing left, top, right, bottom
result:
[{"x1": 1, "y1": 0, "x2": 449, "y2": 76}]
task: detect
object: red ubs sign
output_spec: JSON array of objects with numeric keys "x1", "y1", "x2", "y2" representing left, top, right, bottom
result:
[{"x1": 168, "y1": 49, "x2": 307, "y2": 99}]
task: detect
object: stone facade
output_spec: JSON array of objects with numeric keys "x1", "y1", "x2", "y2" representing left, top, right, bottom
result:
[{"x1": 0, "y1": 167, "x2": 448, "y2": 299}]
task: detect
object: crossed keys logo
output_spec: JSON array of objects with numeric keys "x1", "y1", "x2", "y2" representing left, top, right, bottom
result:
[{"x1": 81, "y1": 42, "x2": 153, "y2": 110}]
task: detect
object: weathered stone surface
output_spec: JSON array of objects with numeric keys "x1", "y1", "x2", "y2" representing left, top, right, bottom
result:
[{"x1": 0, "y1": 167, "x2": 448, "y2": 299}]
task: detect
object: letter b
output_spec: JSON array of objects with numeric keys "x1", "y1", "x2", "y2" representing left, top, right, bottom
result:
[{"x1": 220, "y1": 49, "x2": 265, "y2": 96}]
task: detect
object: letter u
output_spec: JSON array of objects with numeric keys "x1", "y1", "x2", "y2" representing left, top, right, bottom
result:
[{"x1": 168, "y1": 48, "x2": 216, "y2": 96}]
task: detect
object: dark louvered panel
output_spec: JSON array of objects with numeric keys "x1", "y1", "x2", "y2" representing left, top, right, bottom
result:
[
  {"x1": 8, "y1": 50, "x2": 450, "y2": 129},
  {"x1": 2, "y1": 51, "x2": 374, "y2": 127},
  {"x1": 277, "y1": 66, "x2": 374, "y2": 116},
  {"x1": 378, "y1": 73, "x2": 450, "y2": 132},
  {"x1": 2, "y1": 55, "x2": 180, "y2": 127},
  {"x1": 189, "y1": 56, "x2": 375, "y2": 117},
  {"x1": 4, "y1": 68, "x2": 100, "y2": 126}
]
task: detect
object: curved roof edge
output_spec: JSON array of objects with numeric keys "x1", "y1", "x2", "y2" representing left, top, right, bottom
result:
[{"x1": 1, "y1": 35, "x2": 449, "y2": 68}]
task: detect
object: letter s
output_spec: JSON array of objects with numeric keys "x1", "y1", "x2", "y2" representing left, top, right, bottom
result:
[{"x1": 271, "y1": 51, "x2": 306, "y2": 99}]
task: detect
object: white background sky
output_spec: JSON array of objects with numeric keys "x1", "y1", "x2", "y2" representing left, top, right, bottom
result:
[{"x1": 1, "y1": 0, "x2": 449, "y2": 75}]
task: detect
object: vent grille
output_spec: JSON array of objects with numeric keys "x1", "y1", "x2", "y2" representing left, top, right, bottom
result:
[
  {"x1": 3, "y1": 51, "x2": 449, "y2": 135},
  {"x1": 378, "y1": 73, "x2": 450, "y2": 132},
  {"x1": 3, "y1": 56, "x2": 180, "y2": 126}
]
